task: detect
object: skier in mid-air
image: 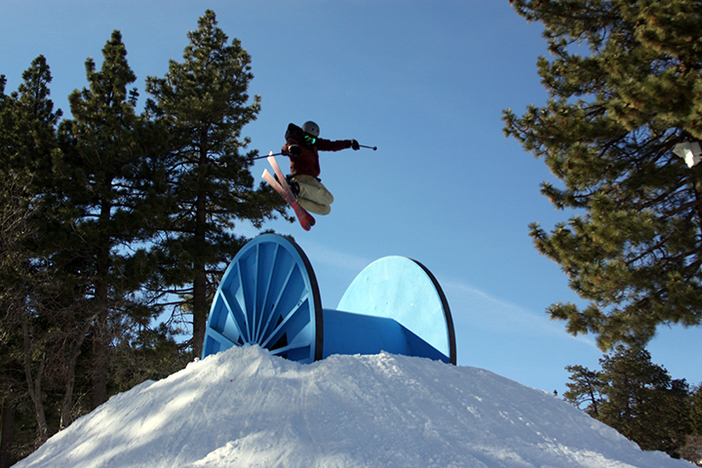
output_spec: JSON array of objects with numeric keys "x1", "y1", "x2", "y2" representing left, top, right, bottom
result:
[{"x1": 281, "y1": 121, "x2": 359, "y2": 215}]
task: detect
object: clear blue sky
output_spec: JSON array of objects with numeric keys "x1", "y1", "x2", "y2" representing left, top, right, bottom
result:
[{"x1": 3, "y1": 0, "x2": 700, "y2": 395}]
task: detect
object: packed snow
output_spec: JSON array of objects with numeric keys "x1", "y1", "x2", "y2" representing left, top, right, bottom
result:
[{"x1": 14, "y1": 346, "x2": 692, "y2": 468}]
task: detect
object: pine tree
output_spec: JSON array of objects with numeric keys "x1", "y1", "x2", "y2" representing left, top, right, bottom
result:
[
  {"x1": 683, "y1": 387, "x2": 702, "y2": 465},
  {"x1": 563, "y1": 364, "x2": 605, "y2": 417},
  {"x1": 0, "y1": 166, "x2": 36, "y2": 466},
  {"x1": 0, "y1": 56, "x2": 65, "y2": 450},
  {"x1": 57, "y1": 31, "x2": 165, "y2": 408},
  {"x1": 598, "y1": 347, "x2": 691, "y2": 456},
  {"x1": 504, "y1": 0, "x2": 702, "y2": 350},
  {"x1": 691, "y1": 385, "x2": 702, "y2": 435},
  {"x1": 146, "y1": 10, "x2": 286, "y2": 357},
  {"x1": 564, "y1": 346, "x2": 692, "y2": 457}
]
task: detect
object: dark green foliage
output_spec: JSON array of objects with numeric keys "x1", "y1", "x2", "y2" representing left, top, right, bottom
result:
[
  {"x1": 110, "y1": 323, "x2": 191, "y2": 393},
  {"x1": 565, "y1": 346, "x2": 692, "y2": 458},
  {"x1": 0, "y1": 56, "x2": 64, "y2": 451},
  {"x1": 691, "y1": 385, "x2": 702, "y2": 434},
  {"x1": 0, "y1": 172, "x2": 37, "y2": 465},
  {"x1": 684, "y1": 388, "x2": 702, "y2": 465},
  {"x1": 563, "y1": 364, "x2": 605, "y2": 417},
  {"x1": 598, "y1": 347, "x2": 691, "y2": 456},
  {"x1": 504, "y1": 0, "x2": 702, "y2": 350},
  {"x1": 56, "y1": 30, "x2": 168, "y2": 409}
]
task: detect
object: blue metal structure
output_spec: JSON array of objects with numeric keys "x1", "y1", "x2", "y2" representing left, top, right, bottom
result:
[
  {"x1": 333, "y1": 256, "x2": 456, "y2": 363},
  {"x1": 202, "y1": 234, "x2": 456, "y2": 365}
]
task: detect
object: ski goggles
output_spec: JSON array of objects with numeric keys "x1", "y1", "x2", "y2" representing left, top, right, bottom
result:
[{"x1": 304, "y1": 134, "x2": 317, "y2": 145}]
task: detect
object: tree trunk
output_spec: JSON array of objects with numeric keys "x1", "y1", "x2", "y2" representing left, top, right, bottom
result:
[
  {"x1": 92, "y1": 188, "x2": 112, "y2": 409},
  {"x1": 0, "y1": 398, "x2": 15, "y2": 468},
  {"x1": 60, "y1": 320, "x2": 91, "y2": 428},
  {"x1": 192, "y1": 270, "x2": 207, "y2": 358},
  {"x1": 192, "y1": 188, "x2": 208, "y2": 358},
  {"x1": 192, "y1": 143, "x2": 209, "y2": 358},
  {"x1": 91, "y1": 299, "x2": 108, "y2": 409},
  {"x1": 21, "y1": 317, "x2": 48, "y2": 445}
]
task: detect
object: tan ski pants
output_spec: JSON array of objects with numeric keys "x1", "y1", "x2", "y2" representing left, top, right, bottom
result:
[{"x1": 291, "y1": 174, "x2": 334, "y2": 215}]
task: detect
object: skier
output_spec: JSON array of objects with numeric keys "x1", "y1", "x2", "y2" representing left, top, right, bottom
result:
[{"x1": 281, "y1": 121, "x2": 360, "y2": 215}]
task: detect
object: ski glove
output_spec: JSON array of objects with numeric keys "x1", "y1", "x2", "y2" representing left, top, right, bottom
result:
[
  {"x1": 288, "y1": 144, "x2": 301, "y2": 157},
  {"x1": 350, "y1": 139, "x2": 360, "y2": 150}
]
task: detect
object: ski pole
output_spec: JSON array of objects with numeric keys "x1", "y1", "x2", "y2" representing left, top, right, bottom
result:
[
  {"x1": 359, "y1": 144, "x2": 377, "y2": 151},
  {"x1": 251, "y1": 152, "x2": 283, "y2": 160}
]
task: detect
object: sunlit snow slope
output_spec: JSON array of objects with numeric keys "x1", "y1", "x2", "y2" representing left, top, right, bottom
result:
[{"x1": 14, "y1": 346, "x2": 693, "y2": 468}]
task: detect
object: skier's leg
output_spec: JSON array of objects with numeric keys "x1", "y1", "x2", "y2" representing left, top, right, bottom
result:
[
  {"x1": 297, "y1": 197, "x2": 331, "y2": 215},
  {"x1": 292, "y1": 175, "x2": 334, "y2": 206}
]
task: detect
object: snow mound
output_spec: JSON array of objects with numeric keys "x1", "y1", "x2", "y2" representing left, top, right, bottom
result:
[{"x1": 14, "y1": 346, "x2": 692, "y2": 468}]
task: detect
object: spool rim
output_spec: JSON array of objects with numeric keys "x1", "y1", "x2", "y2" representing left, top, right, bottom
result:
[{"x1": 202, "y1": 234, "x2": 323, "y2": 363}]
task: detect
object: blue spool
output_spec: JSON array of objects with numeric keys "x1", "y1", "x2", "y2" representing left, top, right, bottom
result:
[{"x1": 202, "y1": 234, "x2": 456, "y2": 365}]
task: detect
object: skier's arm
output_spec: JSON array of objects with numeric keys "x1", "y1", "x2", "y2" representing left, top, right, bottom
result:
[
  {"x1": 316, "y1": 138, "x2": 360, "y2": 152},
  {"x1": 282, "y1": 138, "x2": 301, "y2": 157}
]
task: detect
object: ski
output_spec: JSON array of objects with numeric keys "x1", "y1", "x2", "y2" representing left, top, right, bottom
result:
[{"x1": 262, "y1": 152, "x2": 315, "y2": 231}]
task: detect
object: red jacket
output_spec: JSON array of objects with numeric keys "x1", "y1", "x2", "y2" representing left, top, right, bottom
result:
[{"x1": 282, "y1": 123, "x2": 352, "y2": 178}]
